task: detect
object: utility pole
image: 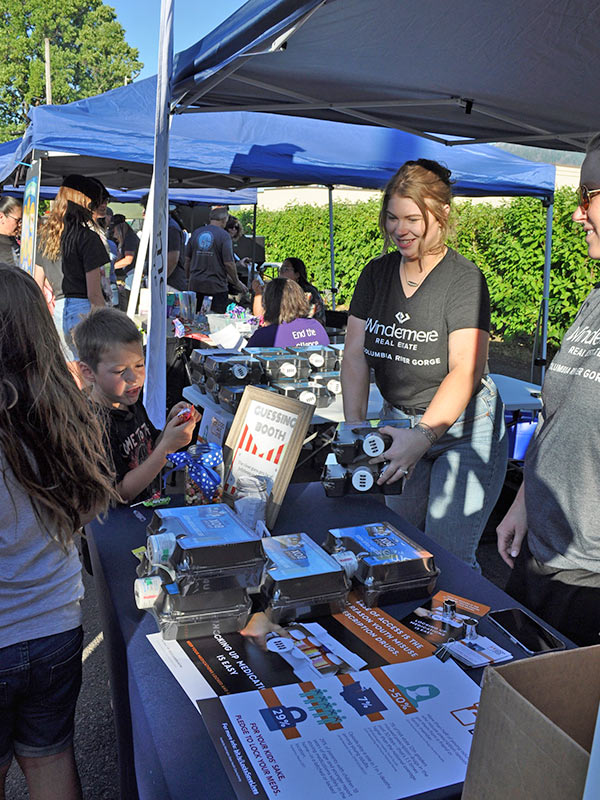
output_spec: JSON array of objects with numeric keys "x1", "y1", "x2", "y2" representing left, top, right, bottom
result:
[{"x1": 44, "y1": 37, "x2": 52, "y2": 104}]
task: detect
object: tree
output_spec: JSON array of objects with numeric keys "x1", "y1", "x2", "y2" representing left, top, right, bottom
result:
[{"x1": 0, "y1": 0, "x2": 143, "y2": 142}]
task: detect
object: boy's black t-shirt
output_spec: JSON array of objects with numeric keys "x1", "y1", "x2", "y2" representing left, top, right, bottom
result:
[
  {"x1": 62, "y1": 225, "x2": 109, "y2": 298},
  {"x1": 101, "y1": 399, "x2": 160, "y2": 503},
  {"x1": 349, "y1": 248, "x2": 490, "y2": 408}
]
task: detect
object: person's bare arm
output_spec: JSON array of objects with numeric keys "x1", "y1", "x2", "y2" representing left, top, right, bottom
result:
[
  {"x1": 117, "y1": 415, "x2": 197, "y2": 503},
  {"x1": 167, "y1": 249, "x2": 180, "y2": 277},
  {"x1": 114, "y1": 253, "x2": 135, "y2": 272},
  {"x1": 34, "y1": 264, "x2": 45, "y2": 290},
  {"x1": 86, "y1": 267, "x2": 106, "y2": 308},
  {"x1": 497, "y1": 482, "x2": 528, "y2": 567},
  {"x1": 251, "y1": 278, "x2": 264, "y2": 317},
  {"x1": 341, "y1": 315, "x2": 370, "y2": 421}
]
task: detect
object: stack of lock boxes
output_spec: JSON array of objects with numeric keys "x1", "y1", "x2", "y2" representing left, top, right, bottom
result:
[{"x1": 189, "y1": 344, "x2": 343, "y2": 413}]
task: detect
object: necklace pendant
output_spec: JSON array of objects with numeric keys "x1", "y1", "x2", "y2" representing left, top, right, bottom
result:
[{"x1": 406, "y1": 279, "x2": 420, "y2": 287}]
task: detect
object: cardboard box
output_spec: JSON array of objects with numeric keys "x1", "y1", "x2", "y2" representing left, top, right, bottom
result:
[{"x1": 462, "y1": 645, "x2": 600, "y2": 800}]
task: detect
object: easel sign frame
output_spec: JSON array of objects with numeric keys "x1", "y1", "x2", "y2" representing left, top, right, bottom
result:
[{"x1": 222, "y1": 386, "x2": 314, "y2": 529}]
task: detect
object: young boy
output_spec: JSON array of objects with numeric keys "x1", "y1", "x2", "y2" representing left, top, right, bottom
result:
[{"x1": 73, "y1": 307, "x2": 199, "y2": 504}]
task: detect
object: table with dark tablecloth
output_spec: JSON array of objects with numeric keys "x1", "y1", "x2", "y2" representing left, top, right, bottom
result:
[{"x1": 88, "y1": 482, "x2": 564, "y2": 800}]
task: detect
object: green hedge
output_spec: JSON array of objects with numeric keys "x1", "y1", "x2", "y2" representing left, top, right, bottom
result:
[{"x1": 239, "y1": 187, "x2": 595, "y2": 346}]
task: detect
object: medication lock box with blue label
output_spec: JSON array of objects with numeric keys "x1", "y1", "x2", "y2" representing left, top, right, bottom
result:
[
  {"x1": 134, "y1": 505, "x2": 266, "y2": 640},
  {"x1": 324, "y1": 521, "x2": 440, "y2": 607},
  {"x1": 261, "y1": 533, "x2": 351, "y2": 624}
]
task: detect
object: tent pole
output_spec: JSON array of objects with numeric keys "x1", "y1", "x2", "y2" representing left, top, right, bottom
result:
[
  {"x1": 328, "y1": 185, "x2": 336, "y2": 310},
  {"x1": 251, "y1": 202, "x2": 257, "y2": 283},
  {"x1": 127, "y1": 177, "x2": 154, "y2": 318},
  {"x1": 144, "y1": 0, "x2": 173, "y2": 429},
  {"x1": 537, "y1": 200, "x2": 553, "y2": 384}
]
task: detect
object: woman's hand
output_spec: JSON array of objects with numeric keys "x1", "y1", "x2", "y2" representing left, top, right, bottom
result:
[
  {"x1": 497, "y1": 483, "x2": 528, "y2": 568},
  {"x1": 251, "y1": 278, "x2": 264, "y2": 295},
  {"x1": 369, "y1": 425, "x2": 431, "y2": 484}
]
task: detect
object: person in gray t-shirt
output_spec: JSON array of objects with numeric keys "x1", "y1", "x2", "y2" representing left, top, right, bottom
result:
[
  {"x1": 185, "y1": 206, "x2": 246, "y2": 313},
  {"x1": 497, "y1": 134, "x2": 600, "y2": 646}
]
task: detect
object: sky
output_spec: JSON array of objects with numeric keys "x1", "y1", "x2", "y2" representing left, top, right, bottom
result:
[{"x1": 109, "y1": 0, "x2": 247, "y2": 81}]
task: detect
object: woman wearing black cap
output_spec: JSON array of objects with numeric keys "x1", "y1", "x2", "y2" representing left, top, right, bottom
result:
[
  {"x1": 37, "y1": 175, "x2": 109, "y2": 375},
  {"x1": 497, "y1": 134, "x2": 600, "y2": 647}
]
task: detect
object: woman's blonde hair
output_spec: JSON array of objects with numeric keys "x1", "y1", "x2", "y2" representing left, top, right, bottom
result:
[
  {"x1": 263, "y1": 277, "x2": 310, "y2": 324},
  {"x1": 0, "y1": 265, "x2": 119, "y2": 547},
  {"x1": 379, "y1": 159, "x2": 453, "y2": 258},
  {"x1": 38, "y1": 176, "x2": 102, "y2": 261}
]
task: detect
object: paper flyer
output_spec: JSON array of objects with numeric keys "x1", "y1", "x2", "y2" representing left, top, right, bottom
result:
[
  {"x1": 199, "y1": 656, "x2": 480, "y2": 800},
  {"x1": 148, "y1": 595, "x2": 437, "y2": 709}
]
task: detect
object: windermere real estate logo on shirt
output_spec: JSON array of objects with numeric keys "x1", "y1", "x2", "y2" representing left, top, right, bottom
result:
[{"x1": 364, "y1": 311, "x2": 441, "y2": 365}]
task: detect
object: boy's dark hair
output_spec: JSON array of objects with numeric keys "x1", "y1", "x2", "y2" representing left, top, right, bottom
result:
[{"x1": 73, "y1": 307, "x2": 143, "y2": 371}]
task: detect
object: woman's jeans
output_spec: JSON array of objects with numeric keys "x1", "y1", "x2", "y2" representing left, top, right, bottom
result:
[
  {"x1": 383, "y1": 376, "x2": 508, "y2": 570},
  {"x1": 62, "y1": 297, "x2": 92, "y2": 361}
]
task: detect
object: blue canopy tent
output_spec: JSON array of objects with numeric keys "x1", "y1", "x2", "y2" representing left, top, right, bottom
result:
[
  {"x1": 0, "y1": 77, "x2": 554, "y2": 199},
  {"x1": 2, "y1": 182, "x2": 257, "y2": 206}
]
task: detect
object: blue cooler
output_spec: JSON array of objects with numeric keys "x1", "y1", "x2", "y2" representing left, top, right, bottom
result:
[{"x1": 505, "y1": 411, "x2": 539, "y2": 460}]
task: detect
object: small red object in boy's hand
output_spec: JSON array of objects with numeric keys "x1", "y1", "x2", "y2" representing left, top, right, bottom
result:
[{"x1": 176, "y1": 407, "x2": 192, "y2": 422}]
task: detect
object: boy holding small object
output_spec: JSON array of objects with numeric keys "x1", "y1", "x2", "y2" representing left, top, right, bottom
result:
[{"x1": 73, "y1": 307, "x2": 199, "y2": 504}]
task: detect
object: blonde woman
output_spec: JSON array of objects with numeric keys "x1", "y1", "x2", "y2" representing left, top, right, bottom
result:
[
  {"x1": 342, "y1": 159, "x2": 507, "y2": 569},
  {"x1": 37, "y1": 175, "x2": 108, "y2": 371}
]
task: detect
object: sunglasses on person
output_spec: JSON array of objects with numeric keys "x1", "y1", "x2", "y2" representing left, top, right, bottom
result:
[{"x1": 579, "y1": 185, "x2": 600, "y2": 211}]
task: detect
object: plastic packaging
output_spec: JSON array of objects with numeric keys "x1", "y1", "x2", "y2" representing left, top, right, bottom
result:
[
  {"x1": 288, "y1": 345, "x2": 338, "y2": 372},
  {"x1": 234, "y1": 476, "x2": 268, "y2": 531},
  {"x1": 321, "y1": 454, "x2": 403, "y2": 497},
  {"x1": 310, "y1": 371, "x2": 342, "y2": 396},
  {"x1": 141, "y1": 505, "x2": 265, "y2": 639},
  {"x1": 189, "y1": 348, "x2": 242, "y2": 392},
  {"x1": 271, "y1": 380, "x2": 335, "y2": 408},
  {"x1": 331, "y1": 419, "x2": 411, "y2": 465},
  {"x1": 153, "y1": 592, "x2": 252, "y2": 640},
  {"x1": 218, "y1": 384, "x2": 274, "y2": 415},
  {"x1": 324, "y1": 522, "x2": 440, "y2": 607},
  {"x1": 261, "y1": 533, "x2": 350, "y2": 624},
  {"x1": 147, "y1": 504, "x2": 264, "y2": 578},
  {"x1": 255, "y1": 352, "x2": 311, "y2": 383}
]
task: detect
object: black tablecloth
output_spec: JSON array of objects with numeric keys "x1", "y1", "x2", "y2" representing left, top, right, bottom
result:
[{"x1": 88, "y1": 483, "x2": 561, "y2": 800}]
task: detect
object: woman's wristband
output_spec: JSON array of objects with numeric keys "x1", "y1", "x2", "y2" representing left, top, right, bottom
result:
[{"x1": 412, "y1": 422, "x2": 438, "y2": 446}]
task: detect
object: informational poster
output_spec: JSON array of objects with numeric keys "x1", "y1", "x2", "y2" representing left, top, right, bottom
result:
[
  {"x1": 199, "y1": 657, "x2": 480, "y2": 800},
  {"x1": 19, "y1": 155, "x2": 41, "y2": 275},
  {"x1": 400, "y1": 591, "x2": 491, "y2": 648},
  {"x1": 147, "y1": 595, "x2": 441, "y2": 709}
]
